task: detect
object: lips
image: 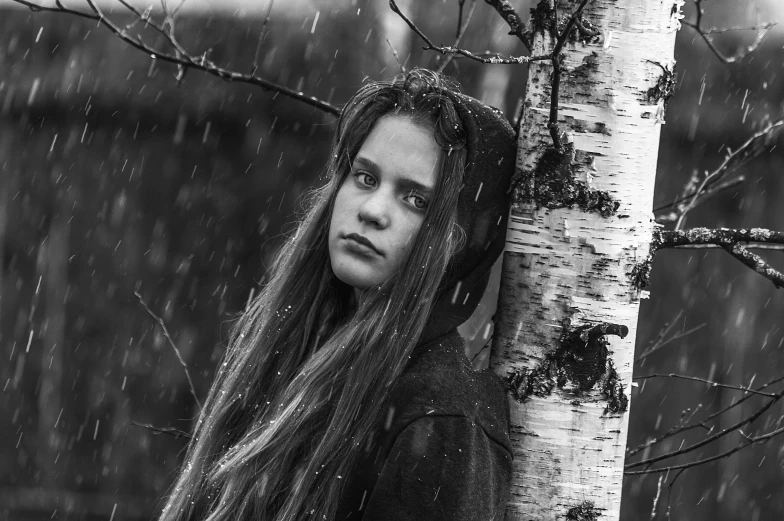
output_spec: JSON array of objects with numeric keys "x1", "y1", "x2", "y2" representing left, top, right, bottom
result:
[{"x1": 344, "y1": 233, "x2": 382, "y2": 255}]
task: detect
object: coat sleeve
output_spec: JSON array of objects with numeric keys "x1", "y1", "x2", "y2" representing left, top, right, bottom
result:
[{"x1": 360, "y1": 415, "x2": 512, "y2": 521}]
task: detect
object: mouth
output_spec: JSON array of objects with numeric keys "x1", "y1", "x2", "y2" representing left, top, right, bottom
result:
[{"x1": 343, "y1": 233, "x2": 382, "y2": 256}]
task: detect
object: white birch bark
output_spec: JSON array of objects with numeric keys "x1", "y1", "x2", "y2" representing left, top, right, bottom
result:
[{"x1": 491, "y1": 1, "x2": 682, "y2": 519}]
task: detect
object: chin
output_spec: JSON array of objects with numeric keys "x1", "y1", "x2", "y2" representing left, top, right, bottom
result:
[{"x1": 330, "y1": 256, "x2": 379, "y2": 290}]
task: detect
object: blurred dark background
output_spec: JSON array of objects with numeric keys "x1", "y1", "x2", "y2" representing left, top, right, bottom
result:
[{"x1": 0, "y1": 0, "x2": 782, "y2": 520}]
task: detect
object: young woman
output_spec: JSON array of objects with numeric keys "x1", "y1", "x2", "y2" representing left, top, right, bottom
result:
[{"x1": 159, "y1": 69, "x2": 517, "y2": 521}]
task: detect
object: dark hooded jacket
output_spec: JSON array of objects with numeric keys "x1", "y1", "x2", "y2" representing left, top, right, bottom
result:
[{"x1": 335, "y1": 90, "x2": 517, "y2": 520}]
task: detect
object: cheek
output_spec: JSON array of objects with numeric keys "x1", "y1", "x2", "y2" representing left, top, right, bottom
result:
[
  {"x1": 330, "y1": 185, "x2": 351, "y2": 228},
  {"x1": 389, "y1": 218, "x2": 423, "y2": 267}
]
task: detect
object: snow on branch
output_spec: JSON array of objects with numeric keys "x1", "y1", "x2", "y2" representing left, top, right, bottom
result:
[
  {"x1": 9, "y1": 0, "x2": 341, "y2": 116},
  {"x1": 681, "y1": 0, "x2": 776, "y2": 64}
]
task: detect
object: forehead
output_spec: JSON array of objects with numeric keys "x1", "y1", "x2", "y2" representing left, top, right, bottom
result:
[{"x1": 356, "y1": 115, "x2": 441, "y2": 187}]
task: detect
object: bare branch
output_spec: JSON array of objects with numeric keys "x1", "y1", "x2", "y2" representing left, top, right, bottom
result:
[
  {"x1": 652, "y1": 228, "x2": 784, "y2": 288},
  {"x1": 633, "y1": 373, "x2": 778, "y2": 398},
  {"x1": 252, "y1": 0, "x2": 275, "y2": 75},
  {"x1": 625, "y1": 425, "x2": 784, "y2": 475},
  {"x1": 649, "y1": 475, "x2": 664, "y2": 521},
  {"x1": 625, "y1": 390, "x2": 782, "y2": 469},
  {"x1": 682, "y1": 0, "x2": 775, "y2": 64},
  {"x1": 654, "y1": 176, "x2": 744, "y2": 218},
  {"x1": 659, "y1": 228, "x2": 784, "y2": 248},
  {"x1": 674, "y1": 117, "x2": 784, "y2": 229},
  {"x1": 389, "y1": 0, "x2": 536, "y2": 66},
  {"x1": 635, "y1": 316, "x2": 706, "y2": 362},
  {"x1": 11, "y1": 0, "x2": 98, "y2": 20},
  {"x1": 722, "y1": 243, "x2": 784, "y2": 288},
  {"x1": 626, "y1": 370, "x2": 784, "y2": 459},
  {"x1": 385, "y1": 39, "x2": 407, "y2": 74},
  {"x1": 437, "y1": 0, "x2": 477, "y2": 73},
  {"x1": 134, "y1": 290, "x2": 202, "y2": 410},
  {"x1": 484, "y1": 0, "x2": 532, "y2": 51},
  {"x1": 10, "y1": 0, "x2": 340, "y2": 116}
]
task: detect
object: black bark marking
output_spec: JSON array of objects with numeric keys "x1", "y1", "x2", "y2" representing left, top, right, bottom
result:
[
  {"x1": 512, "y1": 143, "x2": 620, "y2": 218},
  {"x1": 566, "y1": 500, "x2": 602, "y2": 521},
  {"x1": 529, "y1": 0, "x2": 556, "y2": 37},
  {"x1": 568, "y1": 51, "x2": 600, "y2": 79},
  {"x1": 643, "y1": 60, "x2": 676, "y2": 112},
  {"x1": 506, "y1": 321, "x2": 629, "y2": 414}
]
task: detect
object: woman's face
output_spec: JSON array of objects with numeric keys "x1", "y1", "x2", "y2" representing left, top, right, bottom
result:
[{"x1": 328, "y1": 115, "x2": 441, "y2": 293}]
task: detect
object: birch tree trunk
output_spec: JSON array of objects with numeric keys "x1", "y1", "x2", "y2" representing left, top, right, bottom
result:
[{"x1": 491, "y1": 1, "x2": 681, "y2": 519}]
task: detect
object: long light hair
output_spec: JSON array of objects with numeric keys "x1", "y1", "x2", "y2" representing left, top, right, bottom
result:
[{"x1": 159, "y1": 69, "x2": 469, "y2": 521}]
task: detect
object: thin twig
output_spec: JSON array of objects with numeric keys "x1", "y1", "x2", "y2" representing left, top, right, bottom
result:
[
  {"x1": 10, "y1": 0, "x2": 340, "y2": 116},
  {"x1": 674, "y1": 117, "x2": 784, "y2": 229},
  {"x1": 682, "y1": 0, "x2": 775, "y2": 64},
  {"x1": 389, "y1": 0, "x2": 536, "y2": 66},
  {"x1": 633, "y1": 373, "x2": 778, "y2": 398},
  {"x1": 650, "y1": 475, "x2": 664, "y2": 521},
  {"x1": 456, "y1": 0, "x2": 465, "y2": 39},
  {"x1": 13, "y1": 0, "x2": 98, "y2": 20},
  {"x1": 626, "y1": 371, "x2": 784, "y2": 458},
  {"x1": 386, "y1": 39, "x2": 407, "y2": 74},
  {"x1": 625, "y1": 393, "x2": 781, "y2": 468},
  {"x1": 665, "y1": 469, "x2": 687, "y2": 520},
  {"x1": 134, "y1": 290, "x2": 203, "y2": 410},
  {"x1": 654, "y1": 176, "x2": 744, "y2": 215},
  {"x1": 253, "y1": 0, "x2": 275, "y2": 74},
  {"x1": 437, "y1": 0, "x2": 478, "y2": 73},
  {"x1": 625, "y1": 425, "x2": 784, "y2": 475},
  {"x1": 636, "y1": 321, "x2": 706, "y2": 362}
]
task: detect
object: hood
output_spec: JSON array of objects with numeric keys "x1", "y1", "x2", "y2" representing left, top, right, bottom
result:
[{"x1": 419, "y1": 91, "x2": 517, "y2": 346}]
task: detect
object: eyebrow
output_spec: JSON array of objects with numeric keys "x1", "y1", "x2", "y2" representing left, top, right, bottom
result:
[{"x1": 353, "y1": 156, "x2": 435, "y2": 196}]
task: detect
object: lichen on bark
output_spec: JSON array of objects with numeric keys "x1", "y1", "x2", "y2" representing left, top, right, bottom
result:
[{"x1": 629, "y1": 227, "x2": 663, "y2": 290}]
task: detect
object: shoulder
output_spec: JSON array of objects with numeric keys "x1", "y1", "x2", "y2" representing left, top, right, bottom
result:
[{"x1": 383, "y1": 330, "x2": 511, "y2": 455}]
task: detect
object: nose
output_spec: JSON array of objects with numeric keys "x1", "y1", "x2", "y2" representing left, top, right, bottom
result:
[{"x1": 358, "y1": 190, "x2": 390, "y2": 228}]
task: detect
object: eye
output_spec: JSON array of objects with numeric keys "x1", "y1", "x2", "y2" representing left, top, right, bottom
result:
[
  {"x1": 404, "y1": 190, "x2": 429, "y2": 210},
  {"x1": 352, "y1": 170, "x2": 376, "y2": 188}
]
